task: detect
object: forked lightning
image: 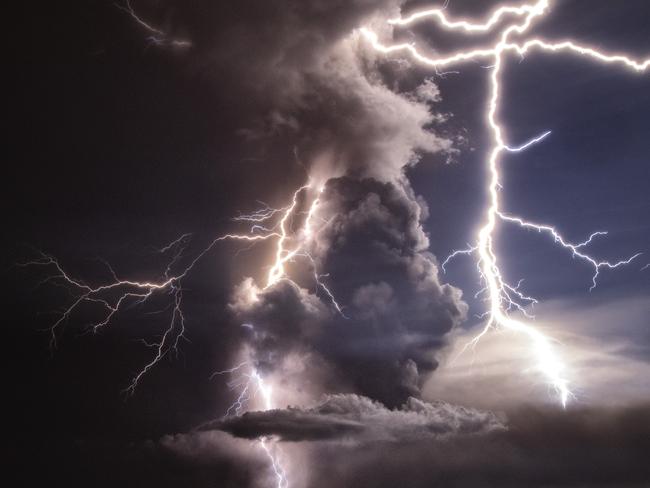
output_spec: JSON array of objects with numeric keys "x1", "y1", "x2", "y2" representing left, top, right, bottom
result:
[
  {"x1": 24, "y1": 182, "x2": 339, "y2": 395},
  {"x1": 362, "y1": 0, "x2": 648, "y2": 406}
]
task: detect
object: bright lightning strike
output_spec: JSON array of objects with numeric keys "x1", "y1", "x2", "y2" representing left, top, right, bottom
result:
[
  {"x1": 26, "y1": 181, "x2": 331, "y2": 487},
  {"x1": 387, "y1": 1, "x2": 538, "y2": 31},
  {"x1": 24, "y1": 180, "x2": 342, "y2": 398},
  {"x1": 362, "y1": 0, "x2": 648, "y2": 406},
  {"x1": 211, "y1": 364, "x2": 288, "y2": 488}
]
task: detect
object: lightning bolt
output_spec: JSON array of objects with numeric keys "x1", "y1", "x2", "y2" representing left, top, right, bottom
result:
[
  {"x1": 23, "y1": 179, "x2": 344, "y2": 397},
  {"x1": 115, "y1": 0, "x2": 191, "y2": 48},
  {"x1": 361, "y1": 0, "x2": 648, "y2": 406},
  {"x1": 25, "y1": 181, "x2": 330, "y2": 486},
  {"x1": 211, "y1": 364, "x2": 288, "y2": 488}
]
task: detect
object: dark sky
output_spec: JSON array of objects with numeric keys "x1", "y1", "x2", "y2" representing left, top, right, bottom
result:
[{"x1": 7, "y1": 0, "x2": 650, "y2": 486}]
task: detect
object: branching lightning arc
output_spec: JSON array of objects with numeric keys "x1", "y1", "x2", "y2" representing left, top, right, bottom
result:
[
  {"x1": 361, "y1": 0, "x2": 648, "y2": 406},
  {"x1": 24, "y1": 181, "x2": 336, "y2": 394},
  {"x1": 24, "y1": 183, "x2": 330, "y2": 486},
  {"x1": 210, "y1": 363, "x2": 289, "y2": 488}
]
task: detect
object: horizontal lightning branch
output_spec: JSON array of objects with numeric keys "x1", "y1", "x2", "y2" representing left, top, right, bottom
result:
[
  {"x1": 389, "y1": 0, "x2": 541, "y2": 31},
  {"x1": 497, "y1": 213, "x2": 641, "y2": 290}
]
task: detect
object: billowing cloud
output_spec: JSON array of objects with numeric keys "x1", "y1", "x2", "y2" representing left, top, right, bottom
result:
[
  {"x1": 99, "y1": 0, "x2": 468, "y2": 409},
  {"x1": 230, "y1": 176, "x2": 467, "y2": 407},
  {"x1": 165, "y1": 0, "x2": 454, "y2": 182},
  {"x1": 158, "y1": 403, "x2": 650, "y2": 488},
  {"x1": 126, "y1": 0, "x2": 468, "y2": 408},
  {"x1": 424, "y1": 295, "x2": 650, "y2": 409},
  {"x1": 204, "y1": 393, "x2": 504, "y2": 442},
  {"x1": 301, "y1": 403, "x2": 650, "y2": 488}
]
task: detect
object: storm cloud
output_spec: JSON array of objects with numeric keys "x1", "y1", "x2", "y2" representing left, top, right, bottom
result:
[
  {"x1": 150, "y1": 0, "x2": 472, "y2": 407},
  {"x1": 230, "y1": 177, "x2": 467, "y2": 407},
  {"x1": 168, "y1": 0, "x2": 454, "y2": 182},
  {"x1": 301, "y1": 404, "x2": 650, "y2": 488},
  {"x1": 155, "y1": 403, "x2": 650, "y2": 488},
  {"x1": 205, "y1": 393, "x2": 504, "y2": 442}
]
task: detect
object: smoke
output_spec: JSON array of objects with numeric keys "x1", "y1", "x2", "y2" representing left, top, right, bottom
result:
[
  {"x1": 136, "y1": 0, "x2": 470, "y2": 406},
  {"x1": 21, "y1": 0, "x2": 469, "y2": 430},
  {"x1": 299, "y1": 403, "x2": 650, "y2": 488},
  {"x1": 161, "y1": 403, "x2": 650, "y2": 488},
  {"x1": 205, "y1": 393, "x2": 504, "y2": 442},
  {"x1": 174, "y1": 0, "x2": 455, "y2": 178},
  {"x1": 230, "y1": 176, "x2": 467, "y2": 407}
]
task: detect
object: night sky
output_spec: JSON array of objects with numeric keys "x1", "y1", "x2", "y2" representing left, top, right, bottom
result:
[{"x1": 7, "y1": 1, "x2": 650, "y2": 487}]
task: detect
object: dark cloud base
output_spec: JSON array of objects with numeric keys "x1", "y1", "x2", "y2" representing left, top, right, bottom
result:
[
  {"x1": 206, "y1": 394, "x2": 504, "y2": 442},
  {"x1": 307, "y1": 404, "x2": 650, "y2": 488},
  {"x1": 182, "y1": 400, "x2": 650, "y2": 487},
  {"x1": 17, "y1": 404, "x2": 649, "y2": 488}
]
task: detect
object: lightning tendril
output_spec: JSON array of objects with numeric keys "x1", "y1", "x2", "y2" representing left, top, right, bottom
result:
[{"x1": 362, "y1": 0, "x2": 648, "y2": 406}]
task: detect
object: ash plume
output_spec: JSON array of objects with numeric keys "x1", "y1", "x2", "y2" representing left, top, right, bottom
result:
[{"x1": 151, "y1": 0, "x2": 470, "y2": 406}]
